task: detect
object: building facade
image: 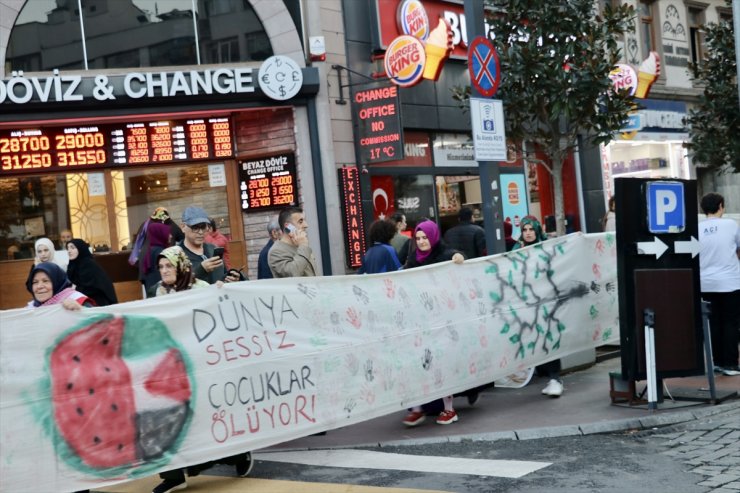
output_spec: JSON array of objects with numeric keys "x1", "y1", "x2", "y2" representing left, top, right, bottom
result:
[{"x1": 0, "y1": 0, "x2": 353, "y2": 309}]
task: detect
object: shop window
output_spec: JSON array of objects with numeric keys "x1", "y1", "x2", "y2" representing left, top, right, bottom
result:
[
  {"x1": 688, "y1": 6, "x2": 707, "y2": 66},
  {"x1": 639, "y1": 1, "x2": 656, "y2": 57},
  {"x1": 0, "y1": 174, "x2": 71, "y2": 260},
  {"x1": 0, "y1": 163, "x2": 228, "y2": 260},
  {"x1": 6, "y1": 0, "x2": 276, "y2": 72},
  {"x1": 123, "y1": 164, "x2": 229, "y2": 251}
]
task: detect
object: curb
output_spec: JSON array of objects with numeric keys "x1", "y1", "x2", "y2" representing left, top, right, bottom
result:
[{"x1": 266, "y1": 399, "x2": 740, "y2": 452}]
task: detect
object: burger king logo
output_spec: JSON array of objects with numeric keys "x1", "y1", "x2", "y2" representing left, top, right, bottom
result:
[
  {"x1": 384, "y1": 35, "x2": 426, "y2": 88},
  {"x1": 397, "y1": 0, "x2": 430, "y2": 41},
  {"x1": 508, "y1": 182, "x2": 520, "y2": 205}
]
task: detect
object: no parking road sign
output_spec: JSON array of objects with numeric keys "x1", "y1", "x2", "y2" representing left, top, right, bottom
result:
[
  {"x1": 468, "y1": 37, "x2": 501, "y2": 97},
  {"x1": 646, "y1": 181, "x2": 685, "y2": 234}
]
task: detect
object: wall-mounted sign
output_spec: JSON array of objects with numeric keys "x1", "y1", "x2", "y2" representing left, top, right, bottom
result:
[
  {"x1": 0, "y1": 63, "x2": 316, "y2": 110},
  {"x1": 421, "y1": 19, "x2": 453, "y2": 81},
  {"x1": 339, "y1": 166, "x2": 366, "y2": 268},
  {"x1": 384, "y1": 35, "x2": 427, "y2": 87},
  {"x1": 374, "y1": 0, "x2": 494, "y2": 59},
  {"x1": 353, "y1": 83, "x2": 404, "y2": 165},
  {"x1": 258, "y1": 56, "x2": 303, "y2": 101},
  {"x1": 0, "y1": 117, "x2": 233, "y2": 174},
  {"x1": 635, "y1": 52, "x2": 661, "y2": 99},
  {"x1": 609, "y1": 64, "x2": 637, "y2": 96},
  {"x1": 238, "y1": 152, "x2": 298, "y2": 211},
  {"x1": 397, "y1": 0, "x2": 430, "y2": 40}
]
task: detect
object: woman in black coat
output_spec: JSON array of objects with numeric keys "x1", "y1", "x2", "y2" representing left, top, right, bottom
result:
[
  {"x1": 66, "y1": 239, "x2": 118, "y2": 306},
  {"x1": 402, "y1": 220, "x2": 465, "y2": 427}
]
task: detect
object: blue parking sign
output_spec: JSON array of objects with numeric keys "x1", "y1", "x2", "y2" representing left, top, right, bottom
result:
[{"x1": 646, "y1": 182, "x2": 685, "y2": 233}]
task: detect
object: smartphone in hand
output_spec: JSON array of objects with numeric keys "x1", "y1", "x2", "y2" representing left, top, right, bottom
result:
[
  {"x1": 285, "y1": 224, "x2": 297, "y2": 234},
  {"x1": 213, "y1": 247, "x2": 225, "y2": 259}
]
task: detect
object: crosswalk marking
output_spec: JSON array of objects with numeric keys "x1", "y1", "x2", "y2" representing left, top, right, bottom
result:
[
  {"x1": 256, "y1": 449, "x2": 551, "y2": 479},
  {"x1": 93, "y1": 476, "x2": 452, "y2": 492}
]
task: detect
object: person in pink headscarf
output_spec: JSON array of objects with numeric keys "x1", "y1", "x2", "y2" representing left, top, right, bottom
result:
[
  {"x1": 402, "y1": 220, "x2": 464, "y2": 427},
  {"x1": 138, "y1": 222, "x2": 172, "y2": 292}
]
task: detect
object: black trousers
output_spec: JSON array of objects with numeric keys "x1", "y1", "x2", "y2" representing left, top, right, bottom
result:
[
  {"x1": 702, "y1": 290, "x2": 740, "y2": 368},
  {"x1": 536, "y1": 359, "x2": 562, "y2": 380}
]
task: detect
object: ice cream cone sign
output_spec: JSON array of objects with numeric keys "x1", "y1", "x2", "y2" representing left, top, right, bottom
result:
[
  {"x1": 635, "y1": 51, "x2": 661, "y2": 99},
  {"x1": 422, "y1": 18, "x2": 453, "y2": 81}
]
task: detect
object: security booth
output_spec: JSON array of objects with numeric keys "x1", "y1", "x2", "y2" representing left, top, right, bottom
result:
[{"x1": 613, "y1": 177, "x2": 705, "y2": 404}]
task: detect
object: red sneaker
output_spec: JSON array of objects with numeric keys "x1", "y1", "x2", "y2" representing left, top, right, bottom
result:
[
  {"x1": 402, "y1": 411, "x2": 426, "y2": 427},
  {"x1": 436, "y1": 409, "x2": 458, "y2": 425}
]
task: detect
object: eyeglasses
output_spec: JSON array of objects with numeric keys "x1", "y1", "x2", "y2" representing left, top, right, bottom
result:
[{"x1": 188, "y1": 224, "x2": 209, "y2": 233}]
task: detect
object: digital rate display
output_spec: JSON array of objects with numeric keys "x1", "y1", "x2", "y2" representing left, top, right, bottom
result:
[
  {"x1": 0, "y1": 117, "x2": 233, "y2": 173},
  {"x1": 238, "y1": 152, "x2": 298, "y2": 212}
]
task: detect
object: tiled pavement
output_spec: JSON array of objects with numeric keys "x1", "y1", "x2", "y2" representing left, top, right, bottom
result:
[{"x1": 648, "y1": 404, "x2": 740, "y2": 492}]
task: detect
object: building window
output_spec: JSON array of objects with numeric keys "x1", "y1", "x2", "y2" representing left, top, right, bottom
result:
[
  {"x1": 717, "y1": 8, "x2": 733, "y2": 24},
  {"x1": 6, "y1": 0, "x2": 276, "y2": 72},
  {"x1": 639, "y1": 1, "x2": 656, "y2": 57},
  {"x1": 688, "y1": 6, "x2": 707, "y2": 66},
  {"x1": 208, "y1": 38, "x2": 240, "y2": 64}
]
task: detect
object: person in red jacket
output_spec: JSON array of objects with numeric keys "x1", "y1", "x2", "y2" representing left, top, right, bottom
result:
[{"x1": 204, "y1": 217, "x2": 231, "y2": 269}]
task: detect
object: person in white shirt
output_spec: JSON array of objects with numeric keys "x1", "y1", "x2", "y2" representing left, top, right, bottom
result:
[{"x1": 698, "y1": 192, "x2": 740, "y2": 376}]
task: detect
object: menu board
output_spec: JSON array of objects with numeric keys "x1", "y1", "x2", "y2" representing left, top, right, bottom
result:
[
  {"x1": 238, "y1": 152, "x2": 298, "y2": 212},
  {"x1": 0, "y1": 117, "x2": 233, "y2": 174}
]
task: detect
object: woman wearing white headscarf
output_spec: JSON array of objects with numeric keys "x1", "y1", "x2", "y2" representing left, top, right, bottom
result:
[{"x1": 34, "y1": 237, "x2": 69, "y2": 271}]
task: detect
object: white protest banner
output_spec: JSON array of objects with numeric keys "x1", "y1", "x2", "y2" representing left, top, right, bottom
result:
[{"x1": 0, "y1": 232, "x2": 618, "y2": 492}]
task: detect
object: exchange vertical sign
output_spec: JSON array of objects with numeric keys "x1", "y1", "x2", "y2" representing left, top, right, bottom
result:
[
  {"x1": 339, "y1": 166, "x2": 366, "y2": 268},
  {"x1": 353, "y1": 83, "x2": 404, "y2": 165}
]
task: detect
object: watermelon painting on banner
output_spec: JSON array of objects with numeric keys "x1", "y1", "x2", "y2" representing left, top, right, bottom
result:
[{"x1": 0, "y1": 232, "x2": 619, "y2": 492}]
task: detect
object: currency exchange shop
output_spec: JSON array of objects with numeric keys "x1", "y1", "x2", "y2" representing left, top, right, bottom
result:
[{"x1": 0, "y1": 0, "x2": 318, "y2": 309}]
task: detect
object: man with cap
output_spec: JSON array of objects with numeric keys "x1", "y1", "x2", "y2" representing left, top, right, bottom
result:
[
  {"x1": 178, "y1": 206, "x2": 239, "y2": 284},
  {"x1": 258, "y1": 217, "x2": 282, "y2": 279}
]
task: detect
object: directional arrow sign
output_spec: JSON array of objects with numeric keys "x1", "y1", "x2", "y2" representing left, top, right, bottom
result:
[
  {"x1": 674, "y1": 236, "x2": 701, "y2": 258},
  {"x1": 637, "y1": 237, "x2": 669, "y2": 259}
]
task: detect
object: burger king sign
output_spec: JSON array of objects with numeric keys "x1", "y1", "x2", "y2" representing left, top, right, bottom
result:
[{"x1": 384, "y1": 35, "x2": 427, "y2": 87}]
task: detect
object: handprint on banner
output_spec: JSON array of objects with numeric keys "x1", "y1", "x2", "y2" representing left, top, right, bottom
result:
[
  {"x1": 352, "y1": 285, "x2": 370, "y2": 305},
  {"x1": 346, "y1": 307, "x2": 362, "y2": 329},
  {"x1": 364, "y1": 359, "x2": 374, "y2": 382},
  {"x1": 422, "y1": 348, "x2": 433, "y2": 370},
  {"x1": 384, "y1": 278, "x2": 396, "y2": 299}
]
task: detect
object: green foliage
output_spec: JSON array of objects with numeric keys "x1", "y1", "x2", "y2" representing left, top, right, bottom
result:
[
  {"x1": 685, "y1": 19, "x2": 740, "y2": 173},
  {"x1": 454, "y1": 0, "x2": 636, "y2": 234},
  {"x1": 484, "y1": 0, "x2": 636, "y2": 151}
]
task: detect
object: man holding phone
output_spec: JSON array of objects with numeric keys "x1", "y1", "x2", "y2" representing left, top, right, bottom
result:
[
  {"x1": 178, "y1": 206, "x2": 241, "y2": 284},
  {"x1": 268, "y1": 206, "x2": 317, "y2": 278}
]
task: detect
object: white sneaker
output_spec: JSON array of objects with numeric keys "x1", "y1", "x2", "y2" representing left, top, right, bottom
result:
[{"x1": 542, "y1": 379, "x2": 563, "y2": 397}]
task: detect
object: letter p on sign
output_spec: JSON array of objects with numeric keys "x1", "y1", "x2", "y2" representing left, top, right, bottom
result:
[{"x1": 647, "y1": 182, "x2": 685, "y2": 234}]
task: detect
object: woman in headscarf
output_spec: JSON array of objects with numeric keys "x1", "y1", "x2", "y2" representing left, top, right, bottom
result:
[
  {"x1": 139, "y1": 222, "x2": 172, "y2": 292},
  {"x1": 401, "y1": 220, "x2": 465, "y2": 427},
  {"x1": 512, "y1": 215, "x2": 549, "y2": 250},
  {"x1": 148, "y1": 245, "x2": 209, "y2": 297},
  {"x1": 26, "y1": 262, "x2": 93, "y2": 310},
  {"x1": 511, "y1": 215, "x2": 564, "y2": 397},
  {"x1": 128, "y1": 207, "x2": 184, "y2": 267},
  {"x1": 66, "y1": 239, "x2": 118, "y2": 307},
  {"x1": 34, "y1": 237, "x2": 68, "y2": 271},
  {"x1": 150, "y1": 245, "x2": 253, "y2": 493}
]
